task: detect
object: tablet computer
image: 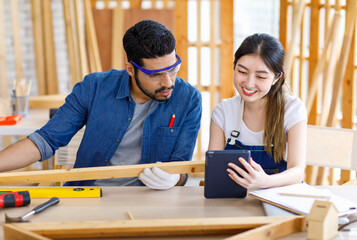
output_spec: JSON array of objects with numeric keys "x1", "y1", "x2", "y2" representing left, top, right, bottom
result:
[{"x1": 204, "y1": 150, "x2": 251, "y2": 198}]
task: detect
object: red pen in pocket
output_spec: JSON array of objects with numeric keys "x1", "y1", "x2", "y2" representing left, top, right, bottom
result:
[{"x1": 168, "y1": 114, "x2": 175, "y2": 128}]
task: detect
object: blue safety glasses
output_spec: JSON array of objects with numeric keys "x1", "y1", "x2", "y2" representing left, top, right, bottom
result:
[{"x1": 130, "y1": 54, "x2": 182, "y2": 81}]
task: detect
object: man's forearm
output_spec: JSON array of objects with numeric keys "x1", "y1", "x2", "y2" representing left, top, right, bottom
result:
[{"x1": 0, "y1": 138, "x2": 41, "y2": 172}]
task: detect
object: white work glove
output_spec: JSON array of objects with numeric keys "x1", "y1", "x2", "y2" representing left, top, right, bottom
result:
[{"x1": 139, "y1": 167, "x2": 180, "y2": 190}]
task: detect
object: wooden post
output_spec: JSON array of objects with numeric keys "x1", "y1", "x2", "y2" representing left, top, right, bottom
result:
[
  {"x1": 340, "y1": 0, "x2": 356, "y2": 185},
  {"x1": 63, "y1": 0, "x2": 81, "y2": 86},
  {"x1": 43, "y1": 0, "x2": 59, "y2": 94},
  {"x1": 10, "y1": 0, "x2": 23, "y2": 81},
  {"x1": 220, "y1": 0, "x2": 234, "y2": 98},
  {"x1": 305, "y1": 0, "x2": 321, "y2": 185},
  {"x1": 31, "y1": 0, "x2": 46, "y2": 95},
  {"x1": 279, "y1": 0, "x2": 289, "y2": 50},
  {"x1": 74, "y1": 0, "x2": 89, "y2": 79},
  {"x1": 326, "y1": 0, "x2": 357, "y2": 127},
  {"x1": 175, "y1": 0, "x2": 188, "y2": 82},
  {"x1": 111, "y1": 0, "x2": 124, "y2": 69},
  {"x1": 285, "y1": 0, "x2": 305, "y2": 90},
  {"x1": 84, "y1": 0, "x2": 102, "y2": 73},
  {"x1": 0, "y1": 0, "x2": 8, "y2": 99},
  {"x1": 306, "y1": 12, "x2": 341, "y2": 116},
  {"x1": 130, "y1": 0, "x2": 141, "y2": 8}
]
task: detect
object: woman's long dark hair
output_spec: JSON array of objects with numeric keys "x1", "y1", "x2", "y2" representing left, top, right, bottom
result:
[{"x1": 234, "y1": 33, "x2": 286, "y2": 162}]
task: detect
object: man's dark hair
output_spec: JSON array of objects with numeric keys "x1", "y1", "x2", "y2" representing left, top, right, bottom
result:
[{"x1": 123, "y1": 20, "x2": 176, "y2": 67}]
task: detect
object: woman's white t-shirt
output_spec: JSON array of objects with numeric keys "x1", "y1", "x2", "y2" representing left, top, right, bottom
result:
[{"x1": 211, "y1": 94, "x2": 307, "y2": 146}]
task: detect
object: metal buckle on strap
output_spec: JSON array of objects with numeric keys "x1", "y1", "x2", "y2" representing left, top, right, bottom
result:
[{"x1": 227, "y1": 130, "x2": 240, "y2": 145}]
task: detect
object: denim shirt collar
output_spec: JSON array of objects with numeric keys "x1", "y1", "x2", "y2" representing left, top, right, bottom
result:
[
  {"x1": 116, "y1": 71, "x2": 132, "y2": 100},
  {"x1": 115, "y1": 70, "x2": 173, "y2": 104}
]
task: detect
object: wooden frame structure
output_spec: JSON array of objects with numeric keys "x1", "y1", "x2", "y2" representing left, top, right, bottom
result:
[
  {"x1": 280, "y1": 0, "x2": 357, "y2": 185},
  {"x1": 3, "y1": 216, "x2": 305, "y2": 240}
]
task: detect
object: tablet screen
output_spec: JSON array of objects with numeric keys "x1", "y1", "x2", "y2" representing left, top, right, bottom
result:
[{"x1": 204, "y1": 150, "x2": 251, "y2": 198}]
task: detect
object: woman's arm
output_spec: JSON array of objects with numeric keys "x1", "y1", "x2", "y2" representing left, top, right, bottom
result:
[
  {"x1": 227, "y1": 121, "x2": 307, "y2": 188},
  {"x1": 208, "y1": 119, "x2": 226, "y2": 151}
]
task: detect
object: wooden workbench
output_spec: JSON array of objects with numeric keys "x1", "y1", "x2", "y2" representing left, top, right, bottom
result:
[{"x1": 1, "y1": 186, "x2": 357, "y2": 239}]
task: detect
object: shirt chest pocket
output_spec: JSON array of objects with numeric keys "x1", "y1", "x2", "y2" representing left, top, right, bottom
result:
[{"x1": 156, "y1": 127, "x2": 181, "y2": 161}]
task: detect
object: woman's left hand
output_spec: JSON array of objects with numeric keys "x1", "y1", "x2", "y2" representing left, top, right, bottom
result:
[{"x1": 227, "y1": 157, "x2": 269, "y2": 189}]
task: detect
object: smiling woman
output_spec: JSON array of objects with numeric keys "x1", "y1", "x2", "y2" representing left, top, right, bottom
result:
[{"x1": 208, "y1": 33, "x2": 307, "y2": 190}]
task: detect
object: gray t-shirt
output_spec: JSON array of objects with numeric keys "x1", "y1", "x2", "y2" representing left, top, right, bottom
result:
[{"x1": 94, "y1": 99, "x2": 157, "y2": 186}]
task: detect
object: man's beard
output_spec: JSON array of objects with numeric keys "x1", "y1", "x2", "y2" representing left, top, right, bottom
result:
[{"x1": 134, "y1": 73, "x2": 175, "y2": 102}]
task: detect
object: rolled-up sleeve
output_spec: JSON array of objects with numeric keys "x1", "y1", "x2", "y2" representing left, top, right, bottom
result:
[{"x1": 28, "y1": 132, "x2": 55, "y2": 161}]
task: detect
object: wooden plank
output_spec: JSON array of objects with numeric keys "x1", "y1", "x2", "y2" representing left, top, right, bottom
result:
[
  {"x1": 0, "y1": 161, "x2": 205, "y2": 185},
  {"x1": 307, "y1": 0, "x2": 320, "y2": 125},
  {"x1": 0, "y1": 0, "x2": 8, "y2": 99},
  {"x1": 83, "y1": 0, "x2": 102, "y2": 72},
  {"x1": 341, "y1": 6, "x2": 356, "y2": 129},
  {"x1": 43, "y1": 0, "x2": 59, "y2": 94},
  {"x1": 111, "y1": 0, "x2": 124, "y2": 69},
  {"x1": 175, "y1": 0, "x2": 188, "y2": 81},
  {"x1": 29, "y1": 94, "x2": 66, "y2": 109},
  {"x1": 279, "y1": 0, "x2": 288, "y2": 50},
  {"x1": 326, "y1": 0, "x2": 357, "y2": 127},
  {"x1": 220, "y1": 0, "x2": 234, "y2": 98},
  {"x1": 92, "y1": 8, "x2": 112, "y2": 72},
  {"x1": 340, "y1": 1, "x2": 356, "y2": 185},
  {"x1": 285, "y1": 0, "x2": 305, "y2": 89},
  {"x1": 304, "y1": 0, "x2": 321, "y2": 185},
  {"x1": 306, "y1": 12, "x2": 341, "y2": 115},
  {"x1": 3, "y1": 216, "x2": 305, "y2": 239},
  {"x1": 130, "y1": 0, "x2": 141, "y2": 8},
  {"x1": 298, "y1": 5, "x2": 307, "y2": 102},
  {"x1": 226, "y1": 216, "x2": 305, "y2": 240},
  {"x1": 319, "y1": 11, "x2": 342, "y2": 126},
  {"x1": 4, "y1": 224, "x2": 49, "y2": 240},
  {"x1": 74, "y1": 0, "x2": 89, "y2": 79},
  {"x1": 62, "y1": 0, "x2": 81, "y2": 86},
  {"x1": 31, "y1": 0, "x2": 46, "y2": 95},
  {"x1": 10, "y1": 0, "x2": 23, "y2": 80}
]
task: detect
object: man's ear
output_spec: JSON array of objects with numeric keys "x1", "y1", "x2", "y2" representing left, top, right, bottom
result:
[{"x1": 125, "y1": 62, "x2": 135, "y2": 77}]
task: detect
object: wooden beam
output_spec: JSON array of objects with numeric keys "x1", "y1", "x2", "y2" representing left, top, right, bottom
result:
[
  {"x1": 63, "y1": 0, "x2": 81, "y2": 86},
  {"x1": 74, "y1": 0, "x2": 89, "y2": 79},
  {"x1": 3, "y1": 216, "x2": 305, "y2": 239},
  {"x1": 111, "y1": 0, "x2": 124, "y2": 69},
  {"x1": 175, "y1": 0, "x2": 188, "y2": 82},
  {"x1": 326, "y1": 0, "x2": 357, "y2": 127},
  {"x1": 10, "y1": 0, "x2": 23, "y2": 80},
  {"x1": 279, "y1": 0, "x2": 288, "y2": 50},
  {"x1": 304, "y1": 0, "x2": 321, "y2": 185},
  {"x1": 306, "y1": 12, "x2": 341, "y2": 115},
  {"x1": 307, "y1": 0, "x2": 320, "y2": 125},
  {"x1": 227, "y1": 216, "x2": 306, "y2": 240},
  {"x1": 285, "y1": 0, "x2": 305, "y2": 91},
  {"x1": 0, "y1": 161, "x2": 205, "y2": 185},
  {"x1": 29, "y1": 94, "x2": 66, "y2": 109},
  {"x1": 220, "y1": 0, "x2": 234, "y2": 98},
  {"x1": 130, "y1": 0, "x2": 141, "y2": 8},
  {"x1": 84, "y1": 0, "x2": 102, "y2": 72},
  {"x1": 31, "y1": 0, "x2": 46, "y2": 95},
  {"x1": 319, "y1": 11, "x2": 343, "y2": 126},
  {"x1": 0, "y1": 0, "x2": 8, "y2": 99},
  {"x1": 43, "y1": 0, "x2": 59, "y2": 94}
]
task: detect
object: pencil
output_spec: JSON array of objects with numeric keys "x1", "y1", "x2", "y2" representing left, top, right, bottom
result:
[
  {"x1": 279, "y1": 192, "x2": 331, "y2": 199},
  {"x1": 127, "y1": 211, "x2": 135, "y2": 220}
]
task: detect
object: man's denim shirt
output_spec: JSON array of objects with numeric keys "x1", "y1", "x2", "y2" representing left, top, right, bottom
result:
[{"x1": 30, "y1": 69, "x2": 202, "y2": 186}]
